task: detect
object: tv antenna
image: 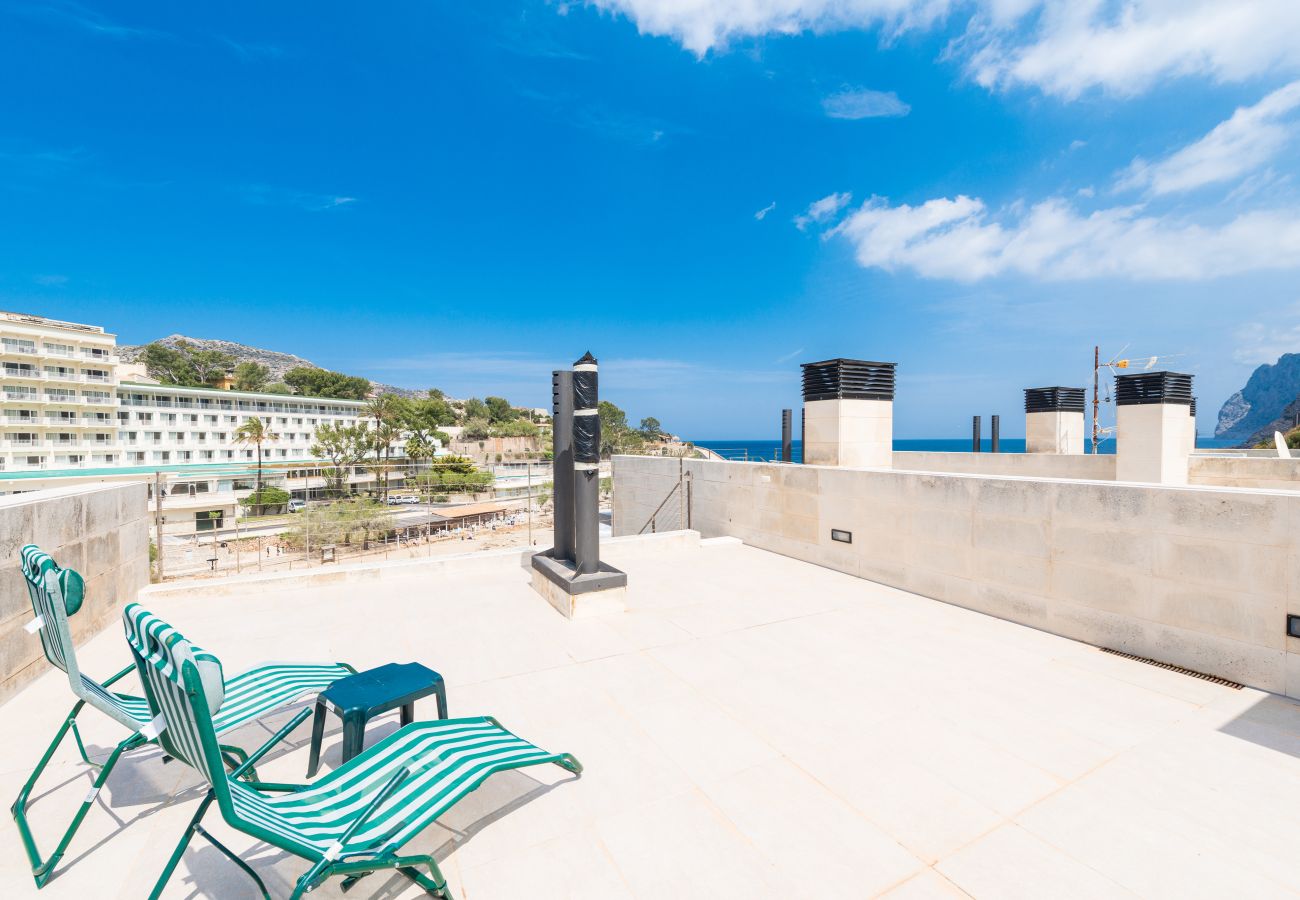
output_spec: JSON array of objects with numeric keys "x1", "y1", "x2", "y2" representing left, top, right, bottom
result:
[{"x1": 1091, "y1": 346, "x2": 1186, "y2": 454}]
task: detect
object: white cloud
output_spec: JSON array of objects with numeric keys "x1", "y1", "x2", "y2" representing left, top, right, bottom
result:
[
  {"x1": 585, "y1": 1, "x2": 1300, "y2": 98},
  {"x1": 825, "y1": 193, "x2": 1300, "y2": 281},
  {"x1": 1118, "y1": 80, "x2": 1300, "y2": 196},
  {"x1": 585, "y1": 0, "x2": 952, "y2": 57},
  {"x1": 754, "y1": 200, "x2": 777, "y2": 220},
  {"x1": 794, "y1": 191, "x2": 852, "y2": 230},
  {"x1": 968, "y1": 1, "x2": 1300, "y2": 99},
  {"x1": 822, "y1": 86, "x2": 910, "y2": 119}
]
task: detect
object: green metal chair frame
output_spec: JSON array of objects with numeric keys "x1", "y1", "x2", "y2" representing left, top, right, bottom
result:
[
  {"x1": 124, "y1": 603, "x2": 583, "y2": 900},
  {"x1": 11, "y1": 545, "x2": 356, "y2": 888}
]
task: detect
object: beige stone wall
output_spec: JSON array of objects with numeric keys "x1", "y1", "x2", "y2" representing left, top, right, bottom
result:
[
  {"x1": 893, "y1": 451, "x2": 1116, "y2": 480},
  {"x1": 802, "y1": 398, "x2": 892, "y2": 468},
  {"x1": 1115, "y1": 403, "x2": 1190, "y2": 485},
  {"x1": 1025, "y1": 410, "x2": 1085, "y2": 454},
  {"x1": 1188, "y1": 455, "x2": 1300, "y2": 491},
  {"x1": 0, "y1": 482, "x2": 150, "y2": 705},
  {"x1": 614, "y1": 455, "x2": 1300, "y2": 699}
]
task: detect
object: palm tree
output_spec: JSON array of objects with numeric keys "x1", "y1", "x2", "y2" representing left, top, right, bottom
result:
[
  {"x1": 234, "y1": 416, "x2": 280, "y2": 513},
  {"x1": 365, "y1": 394, "x2": 404, "y2": 501}
]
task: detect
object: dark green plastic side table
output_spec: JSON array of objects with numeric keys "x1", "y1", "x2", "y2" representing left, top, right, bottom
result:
[{"x1": 306, "y1": 662, "x2": 447, "y2": 777}]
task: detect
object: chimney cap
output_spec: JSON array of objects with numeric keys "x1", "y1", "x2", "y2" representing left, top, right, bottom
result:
[
  {"x1": 1114, "y1": 371, "x2": 1193, "y2": 406},
  {"x1": 801, "y1": 358, "x2": 896, "y2": 402},
  {"x1": 574, "y1": 351, "x2": 597, "y2": 367},
  {"x1": 1024, "y1": 386, "x2": 1086, "y2": 413}
]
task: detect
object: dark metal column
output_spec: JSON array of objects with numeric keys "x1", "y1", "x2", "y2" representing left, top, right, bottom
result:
[
  {"x1": 781, "y1": 409, "x2": 792, "y2": 463},
  {"x1": 991, "y1": 415, "x2": 1000, "y2": 453},
  {"x1": 972, "y1": 415, "x2": 982, "y2": 452},
  {"x1": 572, "y1": 352, "x2": 600, "y2": 576},
  {"x1": 550, "y1": 370, "x2": 575, "y2": 564}
]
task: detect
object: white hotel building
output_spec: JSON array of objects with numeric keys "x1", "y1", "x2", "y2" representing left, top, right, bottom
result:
[{"x1": 1, "y1": 311, "x2": 403, "y2": 528}]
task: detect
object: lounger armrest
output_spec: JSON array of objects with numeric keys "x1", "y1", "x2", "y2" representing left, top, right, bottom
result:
[
  {"x1": 299, "y1": 767, "x2": 410, "y2": 888},
  {"x1": 230, "y1": 707, "x2": 313, "y2": 780},
  {"x1": 101, "y1": 663, "x2": 137, "y2": 688}
]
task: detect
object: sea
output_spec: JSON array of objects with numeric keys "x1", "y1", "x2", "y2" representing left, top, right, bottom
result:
[{"x1": 691, "y1": 437, "x2": 1241, "y2": 463}]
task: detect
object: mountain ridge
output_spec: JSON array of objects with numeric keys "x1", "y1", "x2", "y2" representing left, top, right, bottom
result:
[
  {"x1": 1215, "y1": 352, "x2": 1300, "y2": 445},
  {"x1": 117, "y1": 334, "x2": 424, "y2": 398}
]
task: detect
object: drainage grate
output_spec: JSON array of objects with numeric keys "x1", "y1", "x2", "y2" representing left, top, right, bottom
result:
[{"x1": 1099, "y1": 647, "x2": 1244, "y2": 689}]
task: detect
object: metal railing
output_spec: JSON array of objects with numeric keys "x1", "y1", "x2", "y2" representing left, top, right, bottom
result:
[{"x1": 634, "y1": 459, "x2": 692, "y2": 535}]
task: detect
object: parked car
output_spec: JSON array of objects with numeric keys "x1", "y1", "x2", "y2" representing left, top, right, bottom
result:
[
  {"x1": 288, "y1": 499, "x2": 307, "y2": 512},
  {"x1": 401, "y1": 495, "x2": 419, "y2": 504}
]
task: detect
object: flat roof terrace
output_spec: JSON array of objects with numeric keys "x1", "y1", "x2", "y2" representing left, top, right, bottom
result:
[{"x1": 2, "y1": 533, "x2": 1298, "y2": 898}]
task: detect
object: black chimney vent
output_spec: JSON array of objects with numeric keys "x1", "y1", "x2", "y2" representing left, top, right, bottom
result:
[
  {"x1": 1114, "y1": 371, "x2": 1193, "y2": 407},
  {"x1": 801, "y1": 358, "x2": 896, "y2": 402},
  {"x1": 1024, "y1": 386, "x2": 1086, "y2": 414}
]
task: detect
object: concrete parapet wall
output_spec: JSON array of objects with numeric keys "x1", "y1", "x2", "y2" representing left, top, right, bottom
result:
[
  {"x1": 1188, "y1": 455, "x2": 1300, "y2": 491},
  {"x1": 138, "y1": 530, "x2": 699, "y2": 603},
  {"x1": 893, "y1": 451, "x2": 1116, "y2": 480},
  {"x1": 0, "y1": 482, "x2": 150, "y2": 705},
  {"x1": 613, "y1": 455, "x2": 1300, "y2": 699}
]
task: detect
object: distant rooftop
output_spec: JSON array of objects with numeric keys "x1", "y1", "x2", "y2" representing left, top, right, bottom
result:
[{"x1": 0, "y1": 310, "x2": 110, "y2": 336}]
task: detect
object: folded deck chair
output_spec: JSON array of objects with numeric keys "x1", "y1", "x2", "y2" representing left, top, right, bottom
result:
[
  {"x1": 124, "y1": 603, "x2": 583, "y2": 900},
  {"x1": 12, "y1": 545, "x2": 355, "y2": 888}
]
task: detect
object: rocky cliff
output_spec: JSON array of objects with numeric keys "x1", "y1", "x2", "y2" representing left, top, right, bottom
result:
[
  {"x1": 1216, "y1": 353, "x2": 1300, "y2": 444},
  {"x1": 118, "y1": 334, "x2": 422, "y2": 397}
]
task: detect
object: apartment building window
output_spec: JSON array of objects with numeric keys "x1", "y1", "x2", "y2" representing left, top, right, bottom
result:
[
  {"x1": 82, "y1": 391, "x2": 111, "y2": 403},
  {"x1": 194, "y1": 431, "x2": 206, "y2": 442},
  {"x1": 43, "y1": 342, "x2": 74, "y2": 356},
  {"x1": 205, "y1": 414, "x2": 217, "y2": 423},
  {"x1": 9, "y1": 432, "x2": 37, "y2": 445},
  {"x1": 81, "y1": 347, "x2": 111, "y2": 360},
  {"x1": 53, "y1": 432, "x2": 76, "y2": 445},
  {"x1": 24, "y1": 455, "x2": 45, "y2": 467},
  {"x1": 130, "y1": 452, "x2": 145, "y2": 463},
  {"x1": 137, "y1": 412, "x2": 153, "y2": 422},
  {"x1": 226, "y1": 415, "x2": 237, "y2": 424},
  {"x1": 4, "y1": 385, "x2": 37, "y2": 399},
  {"x1": 82, "y1": 369, "x2": 109, "y2": 382},
  {"x1": 178, "y1": 451, "x2": 192, "y2": 461},
  {"x1": 215, "y1": 431, "x2": 227, "y2": 441},
  {"x1": 223, "y1": 450, "x2": 234, "y2": 459},
  {"x1": 92, "y1": 433, "x2": 111, "y2": 445},
  {"x1": 162, "y1": 413, "x2": 177, "y2": 424},
  {"x1": 186, "y1": 414, "x2": 198, "y2": 423},
  {"x1": 6, "y1": 410, "x2": 37, "y2": 422},
  {"x1": 243, "y1": 450, "x2": 253, "y2": 459},
  {"x1": 45, "y1": 389, "x2": 75, "y2": 401},
  {"x1": 201, "y1": 450, "x2": 214, "y2": 460},
  {"x1": 3, "y1": 362, "x2": 39, "y2": 377},
  {"x1": 154, "y1": 451, "x2": 171, "y2": 462},
  {"x1": 169, "y1": 431, "x2": 184, "y2": 442},
  {"x1": 2, "y1": 337, "x2": 36, "y2": 354},
  {"x1": 122, "y1": 431, "x2": 138, "y2": 442}
]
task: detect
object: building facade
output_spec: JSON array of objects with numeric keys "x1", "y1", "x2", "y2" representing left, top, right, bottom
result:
[{"x1": 0, "y1": 312, "x2": 395, "y2": 508}]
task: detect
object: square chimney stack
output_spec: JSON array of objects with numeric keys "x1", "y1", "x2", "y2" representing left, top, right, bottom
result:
[
  {"x1": 1115, "y1": 371, "x2": 1193, "y2": 485},
  {"x1": 1024, "y1": 387, "x2": 1085, "y2": 454},
  {"x1": 801, "y1": 358, "x2": 895, "y2": 468}
]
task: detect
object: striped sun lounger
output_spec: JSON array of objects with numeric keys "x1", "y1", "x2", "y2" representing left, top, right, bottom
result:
[
  {"x1": 11, "y1": 545, "x2": 355, "y2": 888},
  {"x1": 125, "y1": 603, "x2": 583, "y2": 900}
]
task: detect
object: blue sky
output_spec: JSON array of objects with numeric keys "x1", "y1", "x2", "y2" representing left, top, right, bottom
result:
[{"x1": 3, "y1": 1, "x2": 1300, "y2": 438}]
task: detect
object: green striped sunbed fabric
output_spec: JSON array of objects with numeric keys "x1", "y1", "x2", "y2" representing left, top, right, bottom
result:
[
  {"x1": 11, "y1": 545, "x2": 355, "y2": 889},
  {"x1": 124, "y1": 603, "x2": 583, "y2": 900}
]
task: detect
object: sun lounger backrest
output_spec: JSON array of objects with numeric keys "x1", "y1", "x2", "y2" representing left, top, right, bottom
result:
[
  {"x1": 19, "y1": 545, "x2": 84, "y2": 680},
  {"x1": 124, "y1": 603, "x2": 227, "y2": 788}
]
